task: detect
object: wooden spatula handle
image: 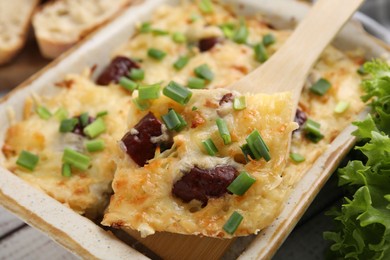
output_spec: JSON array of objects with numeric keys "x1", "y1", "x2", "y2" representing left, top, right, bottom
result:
[{"x1": 230, "y1": 0, "x2": 363, "y2": 101}]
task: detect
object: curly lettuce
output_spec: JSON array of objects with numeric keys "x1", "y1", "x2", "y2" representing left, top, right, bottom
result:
[{"x1": 324, "y1": 60, "x2": 390, "y2": 259}]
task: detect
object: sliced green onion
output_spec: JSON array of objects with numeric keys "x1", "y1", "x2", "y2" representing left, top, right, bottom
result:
[
  {"x1": 233, "y1": 96, "x2": 246, "y2": 110},
  {"x1": 62, "y1": 163, "x2": 72, "y2": 177},
  {"x1": 188, "y1": 77, "x2": 206, "y2": 89},
  {"x1": 216, "y1": 118, "x2": 231, "y2": 145},
  {"x1": 254, "y1": 43, "x2": 268, "y2": 63},
  {"x1": 192, "y1": 106, "x2": 198, "y2": 111},
  {"x1": 173, "y1": 56, "x2": 190, "y2": 70},
  {"x1": 16, "y1": 150, "x2": 39, "y2": 171},
  {"x1": 194, "y1": 64, "x2": 214, "y2": 81},
  {"x1": 172, "y1": 32, "x2": 187, "y2": 43},
  {"x1": 162, "y1": 109, "x2": 187, "y2": 132},
  {"x1": 245, "y1": 130, "x2": 271, "y2": 161},
  {"x1": 202, "y1": 138, "x2": 218, "y2": 156},
  {"x1": 310, "y1": 78, "x2": 331, "y2": 96},
  {"x1": 163, "y1": 81, "x2": 192, "y2": 105},
  {"x1": 303, "y1": 118, "x2": 324, "y2": 143},
  {"x1": 54, "y1": 107, "x2": 68, "y2": 121},
  {"x1": 140, "y1": 22, "x2": 152, "y2": 33},
  {"x1": 290, "y1": 153, "x2": 305, "y2": 163},
  {"x1": 129, "y1": 68, "x2": 145, "y2": 81},
  {"x1": 262, "y1": 33, "x2": 276, "y2": 46},
  {"x1": 357, "y1": 65, "x2": 367, "y2": 75},
  {"x1": 138, "y1": 83, "x2": 161, "y2": 100},
  {"x1": 227, "y1": 171, "x2": 256, "y2": 196},
  {"x1": 219, "y1": 23, "x2": 235, "y2": 39},
  {"x1": 133, "y1": 97, "x2": 150, "y2": 111},
  {"x1": 79, "y1": 112, "x2": 89, "y2": 127},
  {"x1": 152, "y1": 29, "x2": 169, "y2": 36},
  {"x1": 96, "y1": 111, "x2": 108, "y2": 118},
  {"x1": 83, "y1": 117, "x2": 106, "y2": 138},
  {"x1": 241, "y1": 143, "x2": 255, "y2": 162},
  {"x1": 198, "y1": 0, "x2": 213, "y2": 13},
  {"x1": 148, "y1": 48, "x2": 167, "y2": 60},
  {"x1": 233, "y1": 18, "x2": 249, "y2": 44},
  {"x1": 190, "y1": 13, "x2": 201, "y2": 22},
  {"x1": 85, "y1": 139, "x2": 105, "y2": 152},
  {"x1": 119, "y1": 77, "x2": 138, "y2": 91},
  {"x1": 36, "y1": 106, "x2": 52, "y2": 120},
  {"x1": 59, "y1": 118, "x2": 78, "y2": 133},
  {"x1": 223, "y1": 211, "x2": 243, "y2": 235},
  {"x1": 334, "y1": 101, "x2": 350, "y2": 114},
  {"x1": 62, "y1": 148, "x2": 91, "y2": 171}
]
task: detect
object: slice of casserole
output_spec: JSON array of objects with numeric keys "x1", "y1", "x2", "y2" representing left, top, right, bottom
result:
[{"x1": 102, "y1": 88, "x2": 297, "y2": 238}]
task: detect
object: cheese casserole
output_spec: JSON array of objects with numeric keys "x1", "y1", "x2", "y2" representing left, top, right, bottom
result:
[{"x1": 2, "y1": 0, "x2": 366, "y2": 236}]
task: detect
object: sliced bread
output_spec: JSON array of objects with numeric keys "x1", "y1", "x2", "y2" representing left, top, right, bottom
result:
[
  {"x1": 32, "y1": 0, "x2": 134, "y2": 59},
  {"x1": 0, "y1": 0, "x2": 39, "y2": 65}
]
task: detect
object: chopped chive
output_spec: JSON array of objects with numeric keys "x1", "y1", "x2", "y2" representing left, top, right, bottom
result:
[
  {"x1": 227, "y1": 171, "x2": 256, "y2": 195},
  {"x1": 223, "y1": 211, "x2": 243, "y2": 235},
  {"x1": 194, "y1": 64, "x2": 214, "y2": 81},
  {"x1": 188, "y1": 77, "x2": 206, "y2": 89},
  {"x1": 290, "y1": 153, "x2": 305, "y2": 163},
  {"x1": 119, "y1": 77, "x2": 138, "y2": 91},
  {"x1": 85, "y1": 139, "x2": 105, "y2": 152},
  {"x1": 96, "y1": 111, "x2": 108, "y2": 117},
  {"x1": 192, "y1": 106, "x2": 198, "y2": 111},
  {"x1": 16, "y1": 150, "x2": 39, "y2": 171},
  {"x1": 62, "y1": 163, "x2": 72, "y2": 177},
  {"x1": 172, "y1": 32, "x2": 187, "y2": 43},
  {"x1": 138, "y1": 83, "x2": 161, "y2": 100},
  {"x1": 246, "y1": 130, "x2": 271, "y2": 161},
  {"x1": 219, "y1": 23, "x2": 235, "y2": 39},
  {"x1": 216, "y1": 118, "x2": 231, "y2": 145},
  {"x1": 198, "y1": 0, "x2": 213, "y2": 13},
  {"x1": 334, "y1": 101, "x2": 350, "y2": 114},
  {"x1": 162, "y1": 109, "x2": 187, "y2": 131},
  {"x1": 36, "y1": 106, "x2": 52, "y2": 120},
  {"x1": 190, "y1": 13, "x2": 201, "y2": 22},
  {"x1": 83, "y1": 117, "x2": 106, "y2": 138},
  {"x1": 241, "y1": 143, "x2": 255, "y2": 162},
  {"x1": 254, "y1": 43, "x2": 268, "y2": 63},
  {"x1": 54, "y1": 107, "x2": 68, "y2": 121},
  {"x1": 163, "y1": 81, "x2": 192, "y2": 105},
  {"x1": 202, "y1": 138, "x2": 218, "y2": 156},
  {"x1": 303, "y1": 118, "x2": 324, "y2": 143},
  {"x1": 59, "y1": 118, "x2": 78, "y2": 133},
  {"x1": 262, "y1": 33, "x2": 276, "y2": 47},
  {"x1": 133, "y1": 97, "x2": 150, "y2": 111},
  {"x1": 148, "y1": 48, "x2": 167, "y2": 60},
  {"x1": 79, "y1": 112, "x2": 89, "y2": 127},
  {"x1": 62, "y1": 148, "x2": 91, "y2": 171},
  {"x1": 310, "y1": 78, "x2": 331, "y2": 96},
  {"x1": 233, "y1": 96, "x2": 246, "y2": 110},
  {"x1": 174, "y1": 56, "x2": 190, "y2": 70},
  {"x1": 233, "y1": 18, "x2": 249, "y2": 44},
  {"x1": 152, "y1": 29, "x2": 169, "y2": 36},
  {"x1": 129, "y1": 69, "x2": 145, "y2": 81},
  {"x1": 140, "y1": 22, "x2": 152, "y2": 33},
  {"x1": 357, "y1": 65, "x2": 367, "y2": 75}
]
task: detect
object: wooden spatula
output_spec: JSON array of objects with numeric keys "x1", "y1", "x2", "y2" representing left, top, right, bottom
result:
[{"x1": 229, "y1": 0, "x2": 364, "y2": 111}]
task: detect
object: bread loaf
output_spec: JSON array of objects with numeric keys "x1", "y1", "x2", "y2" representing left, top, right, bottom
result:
[
  {"x1": 0, "y1": 0, "x2": 39, "y2": 65},
  {"x1": 32, "y1": 0, "x2": 133, "y2": 59}
]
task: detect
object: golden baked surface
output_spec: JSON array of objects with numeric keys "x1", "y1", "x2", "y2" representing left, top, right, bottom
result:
[{"x1": 2, "y1": 70, "x2": 132, "y2": 216}]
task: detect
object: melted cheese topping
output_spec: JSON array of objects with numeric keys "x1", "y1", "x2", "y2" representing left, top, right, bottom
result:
[
  {"x1": 2, "y1": 1, "x2": 366, "y2": 237},
  {"x1": 102, "y1": 90, "x2": 297, "y2": 238},
  {"x1": 2, "y1": 71, "x2": 132, "y2": 216}
]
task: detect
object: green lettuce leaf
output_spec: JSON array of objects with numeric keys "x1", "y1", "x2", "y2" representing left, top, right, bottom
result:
[{"x1": 324, "y1": 60, "x2": 390, "y2": 259}]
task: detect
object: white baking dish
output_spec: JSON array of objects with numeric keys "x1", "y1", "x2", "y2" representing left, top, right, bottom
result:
[{"x1": 1, "y1": 0, "x2": 389, "y2": 259}]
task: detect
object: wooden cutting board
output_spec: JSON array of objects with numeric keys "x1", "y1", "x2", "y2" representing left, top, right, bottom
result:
[{"x1": 0, "y1": 28, "x2": 49, "y2": 92}]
